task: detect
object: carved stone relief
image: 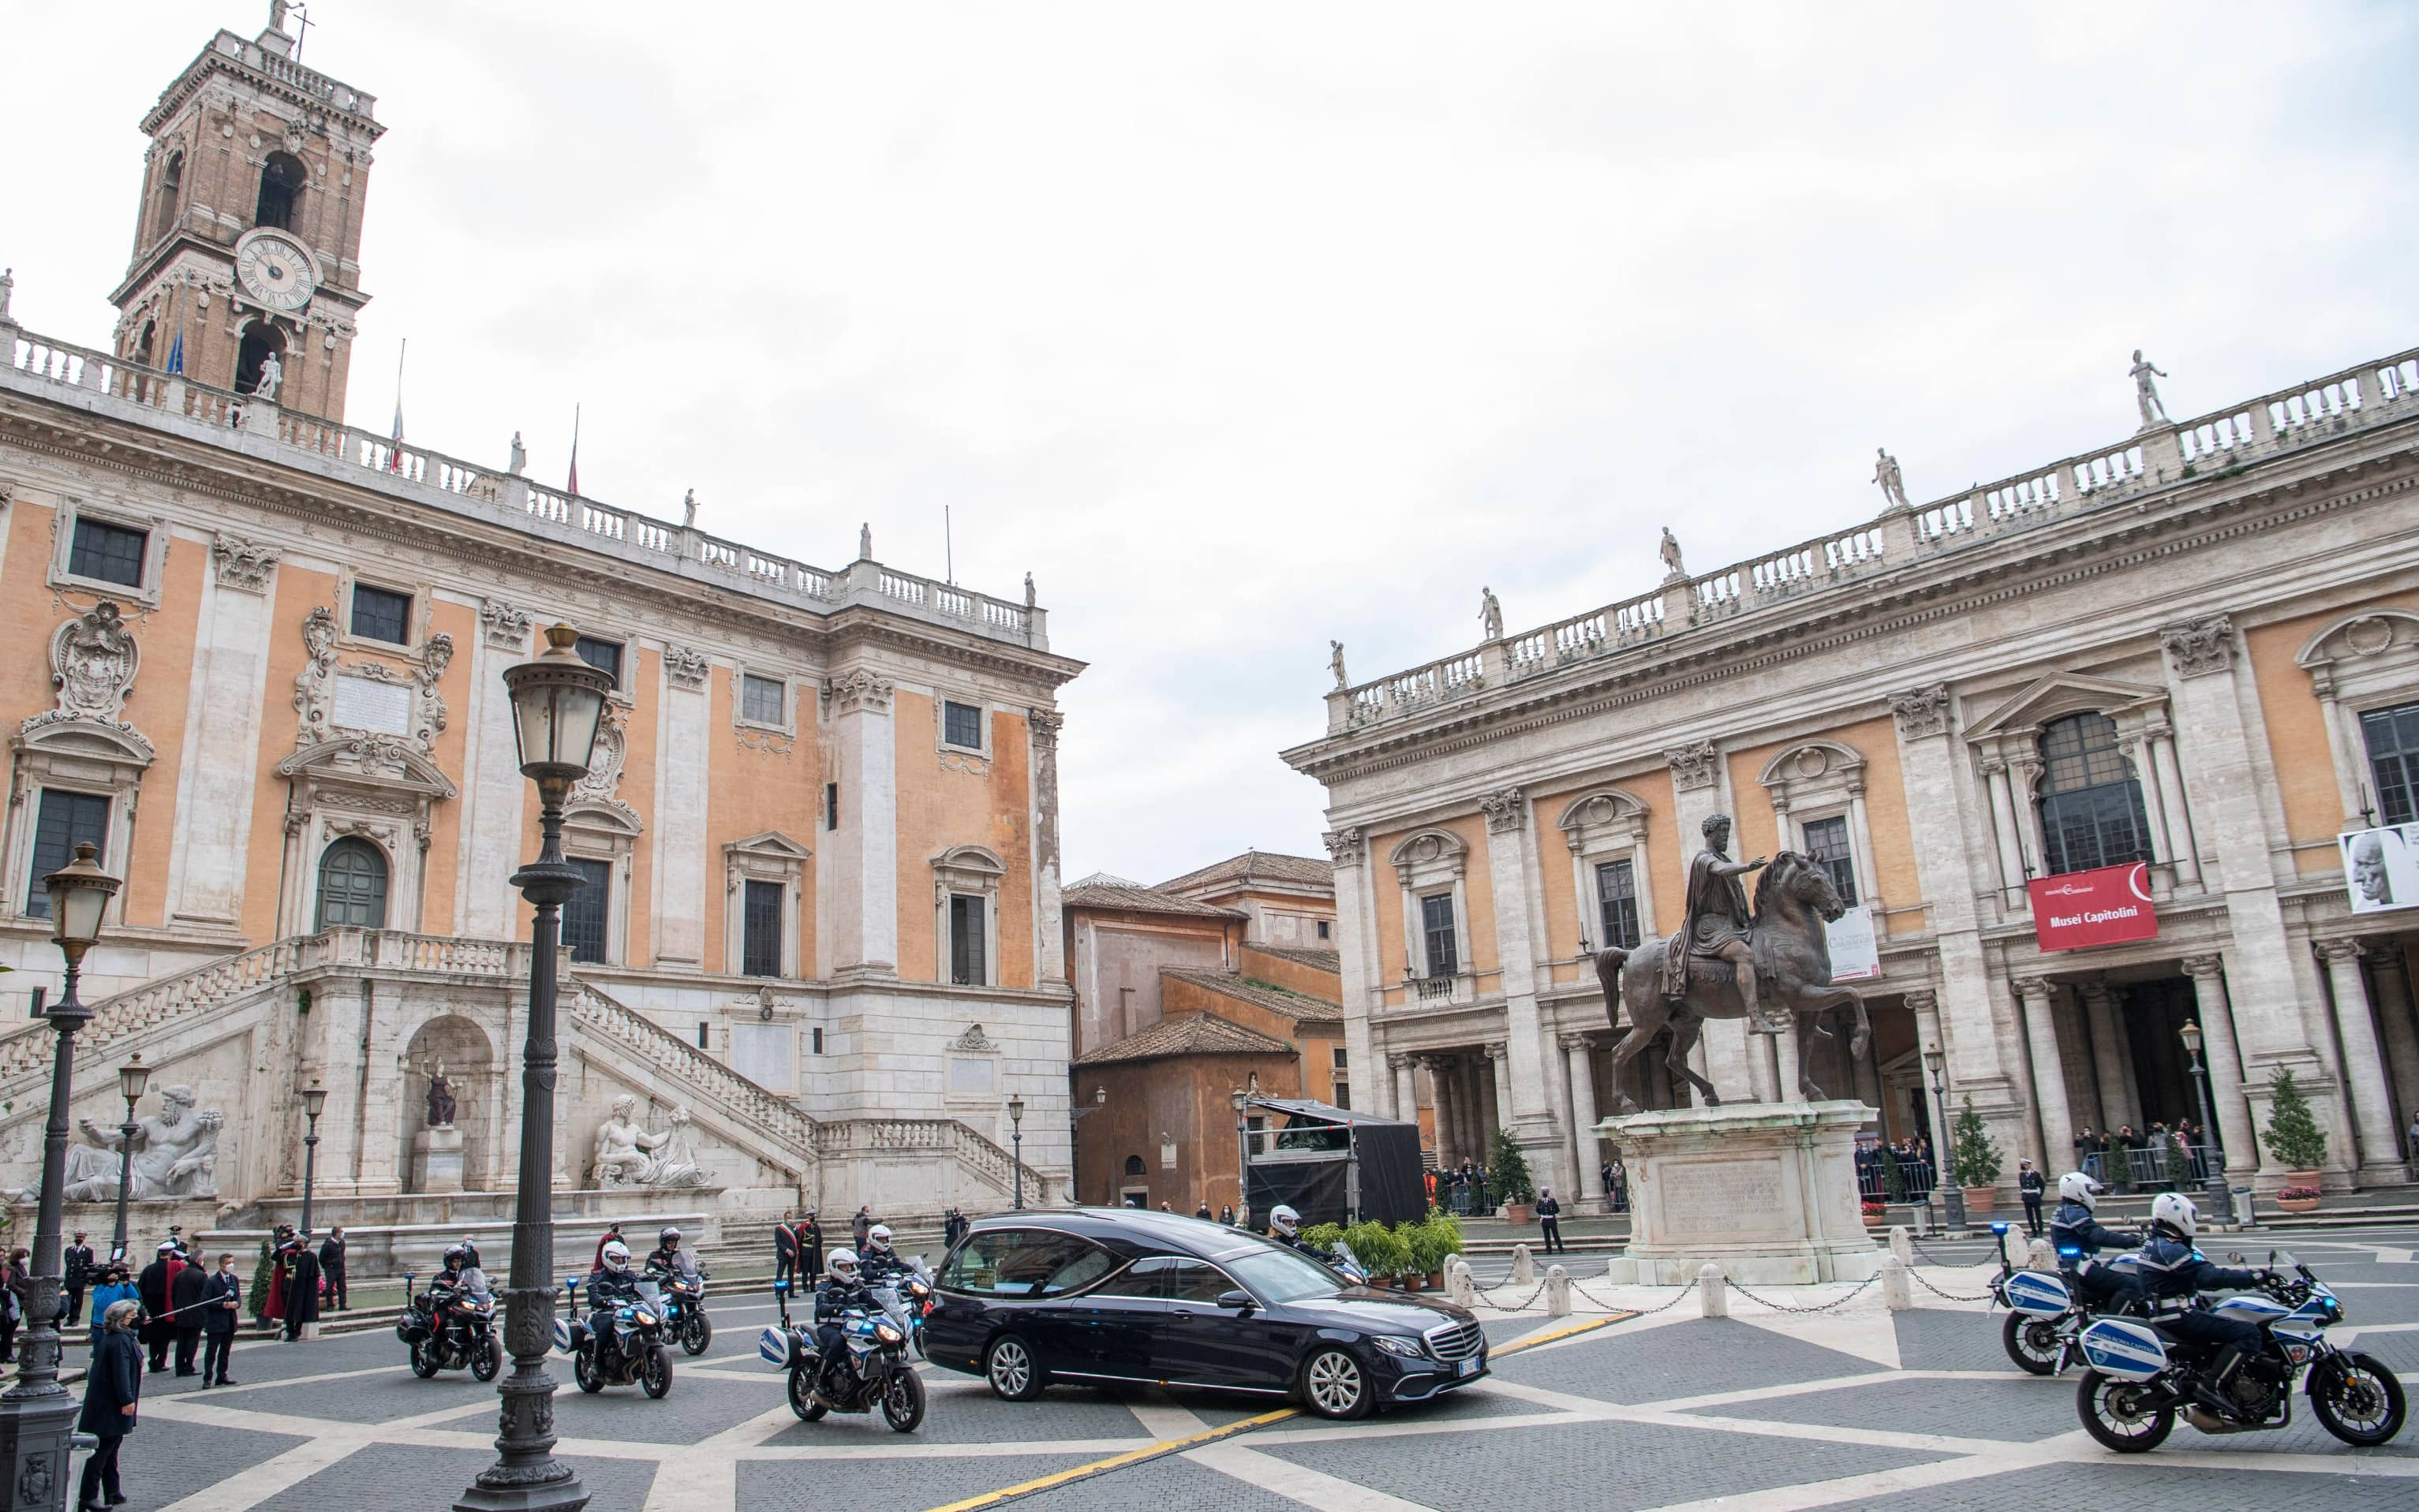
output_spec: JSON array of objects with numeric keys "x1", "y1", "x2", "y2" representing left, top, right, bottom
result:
[
  {"x1": 211, "y1": 534, "x2": 281, "y2": 593},
  {"x1": 479, "y1": 599, "x2": 533, "y2": 649},
  {"x1": 1890, "y1": 683, "x2": 1951, "y2": 740},
  {"x1": 2160, "y1": 614, "x2": 2237, "y2": 678},
  {"x1": 1478, "y1": 787, "x2": 1528, "y2": 834},
  {"x1": 824, "y1": 670, "x2": 894, "y2": 715},
  {"x1": 1322, "y1": 827, "x2": 1364, "y2": 865},
  {"x1": 36, "y1": 601, "x2": 140, "y2": 731},
  {"x1": 663, "y1": 644, "x2": 712, "y2": 689},
  {"x1": 1664, "y1": 739, "x2": 1721, "y2": 792}
]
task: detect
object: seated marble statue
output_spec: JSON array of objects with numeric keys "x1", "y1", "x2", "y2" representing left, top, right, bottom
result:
[
  {"x1": 589, "y1": 1095, "x2": 710, "y2": 1188},
  {"x1": 50, "y1": 1085, "x2": 223, "y2": 1201}
]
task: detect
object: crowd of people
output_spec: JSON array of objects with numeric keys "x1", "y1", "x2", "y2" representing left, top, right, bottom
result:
[
  {"x1": 1853, "y1": 1135, "x2": 1939, "y2": 1202},
  {"x1": 2070, "y1": 1121, "x2": 2219, "y2": 1190}
]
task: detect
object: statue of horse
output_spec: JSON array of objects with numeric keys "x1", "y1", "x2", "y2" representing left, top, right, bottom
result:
[{"x1": 1595, "y1": 850, "x2": 1871, "y2": 1114}]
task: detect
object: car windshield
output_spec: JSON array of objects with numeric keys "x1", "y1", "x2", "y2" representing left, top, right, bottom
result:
[{"x1": 1226, "y1": 1245, "x2": 1345, "y2": 1305}]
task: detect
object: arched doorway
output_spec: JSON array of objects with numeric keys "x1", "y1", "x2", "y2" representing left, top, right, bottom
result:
[
  {"x1": 315, "y1": 837, "x2": 388, "y2": 931},
  {"x1": 400, "y1": 1014, "x2": 496, "y2": 1193}
]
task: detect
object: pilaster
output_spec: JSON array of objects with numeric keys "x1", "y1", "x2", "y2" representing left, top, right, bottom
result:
[
  {"x1": 1479, "y1": 788, "x2": 1556, "y2": 1155},
  {"x1": 825, "y1": 670, "x2": 898, "y2": 974}
]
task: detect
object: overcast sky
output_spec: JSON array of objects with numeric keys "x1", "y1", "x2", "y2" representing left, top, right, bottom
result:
[{"x1": 12, "y1": 3, "x2": 2417, "y2": 884}]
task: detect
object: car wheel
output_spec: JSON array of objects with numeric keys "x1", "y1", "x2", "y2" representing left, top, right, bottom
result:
[
  {"x1": 1300, "y1": 1346, "x2": 1373, "y2": 1421},
  {"x1": 985, "y1": 1335, "x2": 1045, "y2": 1401}
]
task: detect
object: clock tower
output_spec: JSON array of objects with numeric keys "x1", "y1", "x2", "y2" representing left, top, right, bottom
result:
[{"x1": 110, "y1": 4, "x2": 383, "y2": 423}]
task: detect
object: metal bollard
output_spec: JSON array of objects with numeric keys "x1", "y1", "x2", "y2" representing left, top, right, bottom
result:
[
  {"x1": 1446, "y1": 1258, "x2": 1477, "y2": 1308},
  {"x1": 1546, "y1": 1264, "x2": 1571, "y2": 1317},
  {"x1": 1698, "y1": 1263, "x2": 1728, "y2": 1319},
  {"x1": 1879, "y1": 1255, "x2": 1912, "y2": 1311},
  {"x1": 1511, "y1": 1243, "x2": 1534, "y2": 1284},
  {"x1": 1888, "y1": 1225, "x2": 1915, "y2": 1267}
]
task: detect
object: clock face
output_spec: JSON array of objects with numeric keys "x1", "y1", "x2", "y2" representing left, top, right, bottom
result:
[{"x1": 236, "y1": 232, "x2": 316, "y2": 312}]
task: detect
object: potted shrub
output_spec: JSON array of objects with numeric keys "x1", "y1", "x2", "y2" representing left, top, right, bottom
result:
[
  {"x1": 1488, "y1": 1129, "x2": 1538, "y2": 1224},
  {"x1": 1860, "y1": 1199, "x2": 1887, "y2": 1226},
  {"x1": 1346, "y1": 1221, "x2": 1408, "y2": 1287},
  {"x1": 2261, "y1": 1068, "x2": 2328, "y2": 1193},
  {"x1": 1300, "y1": 1222, "x2": 1345, "y2": 1256},
  {"x1": 1950, "y1": 1098, "x2": 2002, "y2": 1217},
  {"x1": 2275, "y1": 1185, "x2": 2322, "y2": 1214},
  {"x1": 1423, "y1": 1208, "x2": 1463, "y2": 1287},
  {"x1": 1400, "y1": 1216, "x2": 1449, "y2": 1290}
]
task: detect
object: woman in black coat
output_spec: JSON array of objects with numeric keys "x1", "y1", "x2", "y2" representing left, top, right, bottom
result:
[{"x1": 80, "y1": 1299, "x2": 142, "y2": 1511}]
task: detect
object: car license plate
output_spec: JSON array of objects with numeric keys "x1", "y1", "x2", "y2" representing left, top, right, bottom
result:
[{"x1": 1456, "y1": 1357, "x2": 1479, "y2": 1377}]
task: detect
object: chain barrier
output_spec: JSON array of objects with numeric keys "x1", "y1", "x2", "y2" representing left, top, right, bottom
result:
[
  {"x1": 1722, "y1": 1273, "x2": 1882, "y2": 1314},
  {"x1": 1467, "y1": 1281, "x2": 1550, "y2": 1313},
  {"x1": 1568, "y1": 1275, "x2": 1700, "y2": 1315},
  {"x1": 1906, "y1": 1267, "x2": 1999, "y2": 1305},
  {"x1": 1906, "y1": 1232, "x2": 2004, "y2": 1269}
]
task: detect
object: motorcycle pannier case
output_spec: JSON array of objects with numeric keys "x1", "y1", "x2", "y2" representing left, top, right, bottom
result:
[
  {"x1": 2077, "y1": 1316, "x2": 2167, "y2": 1380},
  {"x1": 2002, "y1": 1270, "x2": 2072, "y2": 1316}
]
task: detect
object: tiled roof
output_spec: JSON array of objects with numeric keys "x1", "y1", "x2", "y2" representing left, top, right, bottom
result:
[
  {"x1": 1074, "y1": 1011, "x2": 1299, "y2": 1066},
  {"x1": 1244, "y1": 944, "x2": 1342, "y2": 975},
  {"x1": 1160, "y1": 968, "x2": 1344, "y2": 1025},
  {"x1": 1157, "y1": 849, "x2": 1334, "y2": 894},
  {"x1": 1061, "y1": 880, "x2": 1243, "y2": 920},
  {"x1": 1067, "y1": 871, "x2": 1144, "y2": 889}
]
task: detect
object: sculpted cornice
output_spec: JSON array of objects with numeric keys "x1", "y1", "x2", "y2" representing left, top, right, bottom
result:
[{"x1": 1291, "y1": 450, "x2": 2419, "y2": 787}]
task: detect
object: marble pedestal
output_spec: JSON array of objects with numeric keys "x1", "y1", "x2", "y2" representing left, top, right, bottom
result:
[
  {"x1": 1597, "y1": 1100, "x2": 1882, "y2": 1286},
  {"x1": 411, "y1": 1126, "x2": 465, "y2": 1194}
]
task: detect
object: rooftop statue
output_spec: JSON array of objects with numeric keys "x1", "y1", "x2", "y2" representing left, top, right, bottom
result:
[
  {"x1": 1658, "y1": 526, "x2": 1687, "y2": 582},
  {"x1": 2132, "y1": 349, "x2": 2170, "y2": 429},
  {"x1": 1329, "y1": 640, "x2": 1348, "y2": 691},
  {"x1": 1478, "y1": 586, "x2": 1504, "y2": 640},
  {"x1": 1871, "y1": 447, "x2": 1909, "y2": 510}
]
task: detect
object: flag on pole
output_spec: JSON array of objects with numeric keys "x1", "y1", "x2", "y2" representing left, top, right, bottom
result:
[
  {"x1": 566, "y1": 404, "x2": 581, "y2": 495},
  {"x1": 165, "y1": 328, "x2": 185, "y2": 375},
  {"x1": 387, "y1": 338, "x2": 408, "y2": 472}
]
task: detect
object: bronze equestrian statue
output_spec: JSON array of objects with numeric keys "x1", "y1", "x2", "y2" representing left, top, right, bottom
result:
[{"x1": 1598, "y1": 815, "x2": 1871, "y2": 1114}]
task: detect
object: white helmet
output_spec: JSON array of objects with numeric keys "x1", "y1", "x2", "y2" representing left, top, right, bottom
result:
[
  {"x1": 2150, "y1": 1191, "x2": 2197, "y2": 1239},
  {"x1": 1269, "y1": 1204, "x2": 1299, "y2": 1238},
  {"x1": 867, "y1": 1224, "x2": 893, "y2": 1254},
  {"x1": 2058, "y1": 1172, "x2": 2102, "y2": 1210},
  {"x1": 827, "y1": 1248, "x2": 861, "y2": 1283},
  {"x1": 600, "y1": 1239, "x2": 632, "y2": 1273}
]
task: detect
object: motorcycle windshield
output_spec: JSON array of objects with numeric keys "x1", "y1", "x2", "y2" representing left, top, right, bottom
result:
[{"x1": 634, "y1": 1280, "x2": 664, "y2": 1303}]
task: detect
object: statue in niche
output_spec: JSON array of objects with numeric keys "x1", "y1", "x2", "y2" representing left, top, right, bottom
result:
[
  {"x1": 1871, "y1": 447, "x2": 1910, "y2": 510},
  {"x1": 2131, "y1": 349, "x2": 2170, "y2": 428},
  {"x1": 253, "y1": 350, "x2": 283, "y2": 403},
  {"x1": 36, "y1": 1085, "x2": 224, "y2": 1201},
  {"x1": 590, "y1": 1094, "x2": 711, "y2": 1189},
  {"x1": 1477, "y1": 586, "x2": 1504, "y2": 640},
  {"x1": 425, "y1": 1060, "x2": 457, "y2": 1128},
  {"x1": 1658, "y1": 526, "x2": 1688, "y2": 581}
]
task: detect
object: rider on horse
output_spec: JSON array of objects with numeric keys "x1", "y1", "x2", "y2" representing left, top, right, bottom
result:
[{"x1": 1660, "y1": 813, "x2": 1790, "y2": 1035}]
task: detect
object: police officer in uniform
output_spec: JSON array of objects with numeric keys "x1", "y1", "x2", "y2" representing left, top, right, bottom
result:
[
  {"x1": 2134, "y1": 1192, "x2": 2276, "y2": 1410},
  {"x1": 2048, "y1": 1172, "x2": 2144, "y2": 1312}
]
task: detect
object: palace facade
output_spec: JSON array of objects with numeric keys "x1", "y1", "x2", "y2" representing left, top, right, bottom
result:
[
  {"x1": 1285, "y1": 342, "x2": 2419, "y2": 1204},
  {"x1": 0, "y1": 12, "x2": 1081, "y2": 1224}
]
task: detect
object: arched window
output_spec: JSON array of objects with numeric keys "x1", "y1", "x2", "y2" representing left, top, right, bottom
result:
[
  {"x1": 131, "y1": 320, "x2": 156, "y2": 368},
  {"x1": 1122, "y1": 1155, "x2": 1147, "y2": 1178},
  {"x1": 152, "y1": 153, "x2": 184, "y2": 244},
  {"x1": 2037, "y1": 712, "x2": 2154, "y2": 875},
  {"x1": 316, "y1": 838, "x2": 390, "y2": 931},
  {"x1": 234, "y1": 321, "x2": 286, "y2": 395},
  {"x1": 255, "y1": 151, "x2": 305, "y2": 230}
]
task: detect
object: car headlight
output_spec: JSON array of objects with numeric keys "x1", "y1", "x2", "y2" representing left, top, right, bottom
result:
[{"x1": 1370, "y1": 1335, "x2": 1427, "y2": 1360}]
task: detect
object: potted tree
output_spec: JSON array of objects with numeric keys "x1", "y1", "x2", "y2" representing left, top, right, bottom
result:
[
  {"x1": 1423, "y1": 1208, "x2": 1464, "y2": 1288},
  {"x1": 1488, "y1": 1129, "x2": 1538, "y2": 1225},
  {"x1": 2262, "y1": 1068, "x2": 2327, "y2": 1211},
  {"x1": 1950, "y1": 1098, "x2": 2002, "y2": 1218},
  {"x1": 1347, "y1": 1220, "x2": 1409, "y2": 1288}
]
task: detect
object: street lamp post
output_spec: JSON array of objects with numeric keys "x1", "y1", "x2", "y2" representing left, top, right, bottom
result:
[
  {"x1": 0, "y1": 841, "x2": 120, "y2": 1508},
  {"x1": 458, "y1": 623, "x2": 609, "y2": 1512},
  {"x1": 110, "y1": 1053, "x2": 150, "y2": 1264},
  {"x1": 298, "y1": 1081, "x2": 328, "y2": 1239},
  {"x1": 1922, "y1": 1043, "x2": 1968, "y2": 1233},
  {"x1": 2177, "y1": 1021, "x2": 2233, "y2": 1215},
  {"x1": 1007, "y1": 1096, "x2": 1027, "y2": 1210}
]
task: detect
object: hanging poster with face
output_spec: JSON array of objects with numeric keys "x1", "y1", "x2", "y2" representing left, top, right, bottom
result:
[
  {"x1": 1823, "y1": 905, "x2": 1882, "y2": 981},
  {"x1": 2340, "y1": 824, "x2": 2419, "y2": 914}
]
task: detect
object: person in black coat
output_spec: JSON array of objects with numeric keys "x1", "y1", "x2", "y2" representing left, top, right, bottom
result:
[
  {"x1": 63, "y1": 1231, "x2": 94, "y2": 1328},
  {"x1": 80, "y1": 1299, "x2": 143, "y2": 1511},
  {"x1": 2017, "y1": 1159, "x2": 2047, "y2": 1236},
  {"x1": 281, "y1": 1235, "x2": 322, "y2": 1340},
  {"x1": 169, "y1": 1255, "x2": 208, "y2": 1376},
  {"x1": 200, "y1": 1253, "x2": 243, "y2": 1387},
  {"x1": 318, "y1": 1228, "x2": 349, "y2": 1312},
  {"x1": 798, "y1": 1210, "x2": 824, "y2": 1281},
  {"x1": 772, "y1": 1211, "x2": 798, "y2": 1289},
  {"x1": 136, "y1": 1242, "x2": 181, "y2": 1372},
  {"x1": 1535, "y1": 1187, "x2": 1565, "y2": 1253}
]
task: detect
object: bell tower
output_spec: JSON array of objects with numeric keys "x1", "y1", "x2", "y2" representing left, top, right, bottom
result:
[{"x1": 109, "y1": 4, "x2": 383, "y2": 423}]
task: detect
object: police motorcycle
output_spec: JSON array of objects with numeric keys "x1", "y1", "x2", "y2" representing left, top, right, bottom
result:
[
  {"x1": 396, "y1": 1253, "x2": 503, "y2": 1382},
  {"x1": 555, "y1": 1241, "x2": 675, "y2": 1398},
  {"x1": 871, "y1": 1258, "x2": 936, "y2": 1361},
  {"x1": 1327, "y1": 1241, "x2": 1371, "y2": 1286},
  {"x1": 1990, "y1": 1234, "x2": 2145, "y2": 1375},
  {"x1": 643, "y1": 1230, "x2": 713, "y2": 1357},
  {"x1": 757, "y1": 1260, "x2": 925, "y2": 1432},
  {"x1": 2075, "y1": 1245, "x2": 2406, "y2": 1451}
]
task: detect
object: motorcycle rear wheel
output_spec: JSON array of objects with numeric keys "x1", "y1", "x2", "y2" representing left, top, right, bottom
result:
[
  {"x1": 471, "y1": 1333, "x2": 502, "y2": 1383},
  {"x1": 882, "y1": 1366, "x2": 926, "y2": 1433},
  {"x1": 787, "y1": 1368, "x2": 828, "y2": 1422},
  {"x1": 2312, "y1": 1352, "x2": 2406, "y2": 1446},
  {"x1": 682, "y1": 1313, "x2": 712, "y2": 1356},
  {"x1": 409, "y1": 1340, "x2": 441, "y2": 1379},
  {"x1": 2077, "y1": 1369, "x2": 2173, "y2": 1453},
  {"x1": 574, "y1": 1347, "x2": 604, "y2": 1394},
  {"x1": 2001, "y1": 1312, "x2": 2062, "y2": 1376},
  {"x1": 640, "y1": 1344, "x2": 674, "y2": 1399}
]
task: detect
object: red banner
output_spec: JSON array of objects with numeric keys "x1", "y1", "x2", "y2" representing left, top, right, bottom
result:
[{"x1": 2029, "y1": 863, "x2": 2157, "y2": 951}]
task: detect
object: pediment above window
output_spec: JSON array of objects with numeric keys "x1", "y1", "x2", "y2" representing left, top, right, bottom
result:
[
  {"x1": 1555, "y1": 789, "x2": 1650, "y2": 853},
  {"x1": 1964, "y1": 672, "x2": 2169, "y2": 757},
  {"x1": 932, "y1": 843, "x2": 1006, "y2": 898},
  {"x1": 276, "y1": 733, "x2": 458, "y2": 800},
  {"x1": 1756, "y1": 740, "x2": 1868, "y2": 812},
  {"x1": 1387, "y1": 827, "x2": 1470, "y2": 888},
  {"x1": 2297, "y1": 608, "x2": 2419, "y2": 702}
]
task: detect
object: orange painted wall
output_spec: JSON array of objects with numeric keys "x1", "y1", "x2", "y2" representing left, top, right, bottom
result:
[
  {"x1": 892, "y1": 693, "x2": 1034, "y2": 989},
  {"x1": 2243, "y1": 592, "x2": 2419, "y2": 875},
  {"x1": 698, "y1": 670, "x2": 821, "y2": 975},
  {"x1": 241, "y1": 566, "x2": 340, "y2": 943},
  {"x1": 1531, "y1": 767, "x2": 1682, "y2": 964},
  {"x1": 1368, "y1": 814, "x2": 1499, "y2": 980},
  {"x1": 1723, "y1": 716, "x2": 1921, "y2": 934}
]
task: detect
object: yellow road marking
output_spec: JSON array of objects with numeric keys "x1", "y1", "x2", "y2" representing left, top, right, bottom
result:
[{"x1": 925, "y1": 1310, "x2": 1632, "y2": 1512}]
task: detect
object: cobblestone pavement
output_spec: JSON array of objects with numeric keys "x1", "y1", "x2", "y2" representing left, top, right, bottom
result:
[{"x1": 66, "y1": 1220, "x2": 2419, "y2": 1511}]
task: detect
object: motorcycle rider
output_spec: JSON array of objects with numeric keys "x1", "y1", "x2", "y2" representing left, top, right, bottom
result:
[
  {"x1": 2133, "y1": 1192, "x2": 2275, "y2": 1411},
  {"x1": 858, "y1": 1224, "x2": 906, "y2": 1285},
  {"x1": 812, "y1": 1248, "x2": 877, "y2": 1406},
  {"x1": 2048, "y1": 1172, "x2": 2147, "y2": 1313},
  {"x1": 645, "y1": 1227, "x2": 701, "y2": 1282},
  {"x1": 1267, "y1": 1204, "x2": 1307, "y2": 1251},
  {"x1": 424, "y1": 1245, "x2": 477, "y2": 1342}
]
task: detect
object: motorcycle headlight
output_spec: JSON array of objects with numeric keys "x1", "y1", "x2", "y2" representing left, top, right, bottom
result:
[
  {"x1": 633, "y1": 1312, "x2": 657, "y2": 1327},
  {"x1": 1370, "y1": 1335, "x2": 1426, "y2": 1359},
  {"x1": 875, "y1": 1323, "x2": 903, "y2": 1344}
]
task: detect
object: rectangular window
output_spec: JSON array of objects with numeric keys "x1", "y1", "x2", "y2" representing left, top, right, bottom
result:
[
  {"x1": 696, "y1": 1021, "x2": 710, "y2": 1049},
  {"x1": 943, "y1": 700, "x2": 983, "y2": 749},
  {"x1": 572, "y1": 636, "x2": 623, "y2": 689},
  {"x1": 68, "y1": 518, "x2": 148, "y2": 588},
  {"x1": 950, "y1": 893, "x2": 987, "y2": 985},
  {"x1": 1420, "y1": 892, "x2": 1458, "y2": 978},
  {"x1": 742, "y1": 674, "x2": 785, "y2": 725},
  {"x1": 2365, "y1": 702, "x2": 2419, "y2": 827},
  {"x1": 1801, "y1": 816, "x2": 1859, "y2": 904},
  {"x1": 811, "y1": 1026, "x2": 824, "y2": 1055},
  {"x1": 28, "y1": 986, "x2": 47, "y2": 1020},
  {"x1": 562, "y1": 857, "x2": 611, "y2": 964},
  {"x1": 1333, "y1": 1079, "x2": 1350, "y2": 1110},
  {"x1": 350, "y1": 584, "x2": 413, "y2": 644},
  {"x1": 742, "y1": 878, "x2": 783, "y2": 977},
  {"x1": 26, "y1": 789, "x2": 111, "y2": 920},
  {"x1": 825, "y1": 782, "x2": 839, "y2": 831},
  {"x1": 1332, "y1": 1045, "x2": 1348, "y2": 1070},
  {"x1": 1594, "y1": 859, "x2": 1641, "y2": 950},
  {"x1": 1316, "y1": 919, "x2": 1331, "y2": 940}
]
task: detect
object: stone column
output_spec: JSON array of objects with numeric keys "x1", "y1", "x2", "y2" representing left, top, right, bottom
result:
[
  {"x1": 2181, "y1": 955, "x2": 2257, "y2": 1179},
  {"x1": 2316, "y1": 939, "x2": 2404, "y2": 1179},
  {"x1": 1981, "y1": 758, "x2": 2029, "y2": 899},
  {"x1": 2145, "y1": 723, "x2": 2201, "y2": 889},
  {"x1": 2367, "y1": 943, "x2": 2419, "y2": 1148},
  {"x1": 1029, "y1": 710, "x2": 1067, "y2": 983},
  {"x1": 161, "y1": 536, "x2": 281, "y2": 928},
  {"x1": 1424, "y1": 1056, "x2": 1458, "y2": 1165},
  {"x1": 1480, "y1": 789, "x2": 1561, "y2": 1189},
  {"x1": 1485, "y1": 1042, "x2": 1514, "y2": 1145},
  {"x1": 1329, "y1": 828, "x2": 1379, "y2": 1128},
  {"x1": 2013, "y1": 976, "x2": 2071, "y2": 1172},
  {"x1": 2080, "y1": 980, "x2": 2137, "y2": 1132},
  {"x1": 465, "y1": 607, "x2": 538, "y2": 940},
  {"x1": 1390, "y1": 1052, "x2": 1418, "y2": 1129},
  {"x1": 826, "y1": 670, "x2": 898, "y2": 973},
  {"x1": 1562, "y1": 1034, "x2": 1603, "y2": 1202}
]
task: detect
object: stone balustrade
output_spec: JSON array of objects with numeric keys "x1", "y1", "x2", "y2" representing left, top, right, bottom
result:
[
  {"x1": 1329, "y1": 344, "x2": 2419, "y2": 733},
  {"x1": 2, "y1": 319, "x2": 1043, "y2": 651},
  {"x1": 813, "y1": 1114, "x2": 1051, "y2": 1203},
  {"x1": 563, "y1": 981, "x2": 819, "y2": 1163}
]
